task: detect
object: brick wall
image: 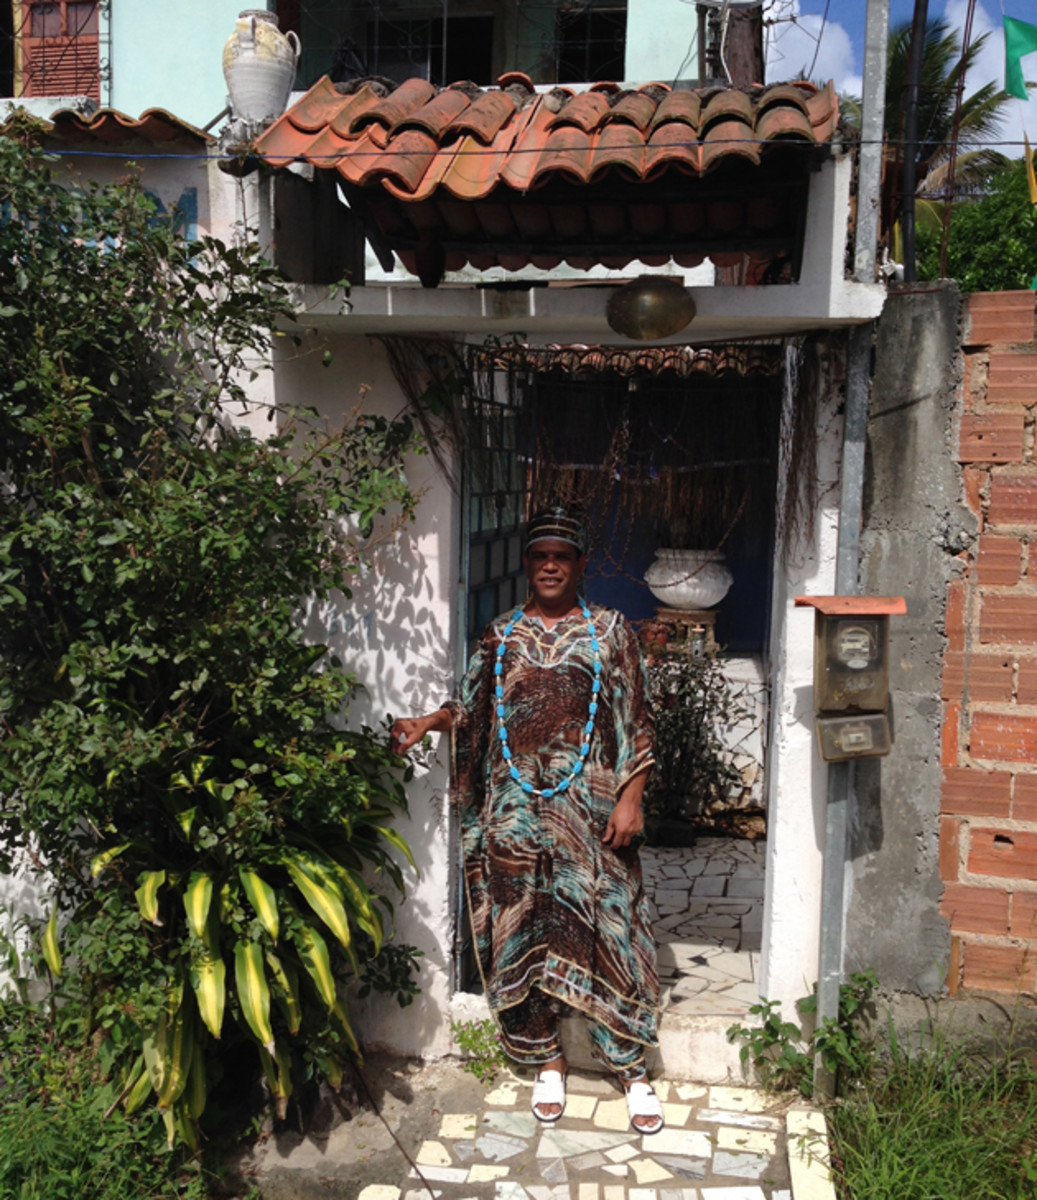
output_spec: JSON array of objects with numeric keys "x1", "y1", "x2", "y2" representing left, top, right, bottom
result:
[{"x1": 941, "y1": 290, "x2": 1037, "y2": 995}]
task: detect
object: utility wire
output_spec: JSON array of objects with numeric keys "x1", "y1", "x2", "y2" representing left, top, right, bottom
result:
[
  {"x1": 13, "y1": 130, "x2": 1037, "y2": 164},
  {"x1": 805, "y1": 0, "x2": 831, "y2": 82}
]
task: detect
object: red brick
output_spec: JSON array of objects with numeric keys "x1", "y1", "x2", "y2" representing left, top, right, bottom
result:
[
  {"x1": 975, "y1": 535, "x2": 1023, "y2": 585},
  {"x1": 942, "y1": 701, "x2": 962, "y2": 766},
  {"x1": 1013, "y1": 774, "x2": 1037, "y2": 821},
  {"x1": 963, "y1": 466, "x2": 987, "y2": 524},
  {"x1": 988, "y1": 475, "x2": 1037, "y2": 526},
  {"x1": 942, "y1": 767, "x2": 1012, "y2": 817},
  {"x1": 962, "y1": 941, "x2": 1033, "y2": 993},
  {"x1": 962, "y1": 352, "x2": 979, "y2": 411},
  {"x1": 1018, "y1": 660, "x2": 1037, "y2": 705},
  {"x1": 943, "y1": 650, "x2": 965, "y2": 699},
  {"x1": 968, "y1": 654, "x2": 1014, "y2": 702},
  {"x1": 940, "y1": 815, "x2": 961, "y2": 881},
  {"x1": 968, "y1": 827, "x2": 1037, "y2": 879},
  {"x1": 940, "y1": 883, "x2": 1010, "y2": 935},
  {"x1": 980, "y1": 594, "x2": 1037, "y2": 644},
  {"x1": 987, "y1": 351, "x2": 1037, "y2": 406},
  {"x1": 971, "y1": 711, "x2": 1037, "y2": 762},
  {"x1": 946, "y1": 581, "x2": 965, "y2": 652},
  {"x1": 1011, "y1": 891, "x2": 1037, "y2": 938},
  {"x1": 946, "y1": 935, "x2": 963, "y2": 995},
  {"x1": 958, "y1": 412, "x2": 1025, "y2": 462},
  {"x1": 966, "y1": 291, "x2": 1037, "y2": 347}
]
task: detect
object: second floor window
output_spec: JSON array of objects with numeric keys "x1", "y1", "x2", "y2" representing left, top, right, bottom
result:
[
  {"x1": 19, "y1": 0, "x2": 99, "y2": 99},
  {"x1": 556, "y1": 3, "x2": 626, "y2": 82}
]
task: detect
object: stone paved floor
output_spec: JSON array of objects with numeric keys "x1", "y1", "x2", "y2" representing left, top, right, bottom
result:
[
  {"x1": 645, "y1": 838, "x2": 765, "y2": 1022},
  {"x1": 383, "y1": 838, "x2": 782, "y2": 1200},
  {"x1": 245, "y1": 837, "x2": 834, "y2": 1200},
  {"x1": 390, "y1": 1070, "x2": 795, "y2": 1200}
]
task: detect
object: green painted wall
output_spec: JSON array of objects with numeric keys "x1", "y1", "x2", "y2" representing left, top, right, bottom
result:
[
  {"x1": 108, "y1": 0, "x2": 267, "y2": 127},
  {"x1": 624, "y1": 0, "x2": 699, "y2": 85}
]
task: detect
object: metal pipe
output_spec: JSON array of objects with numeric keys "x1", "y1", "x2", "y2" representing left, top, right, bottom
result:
[
  {"x1": 813, "y1": 320, "x2": 871, "y2": 1099},
  {"x1": 854, "y1": 0, "x2": 891, "y2": 282},
  {"x1": 814, "y1": 0, "x2": 890, "y2": 1100}
]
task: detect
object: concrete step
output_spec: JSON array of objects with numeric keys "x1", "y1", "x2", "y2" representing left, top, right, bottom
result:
[
  {"x1": 562, "y1": 1009, "x2": 753, "y2": 1083},
  {"x1": 452, "y1": 992, "x2": 757, "y2": 1084}
]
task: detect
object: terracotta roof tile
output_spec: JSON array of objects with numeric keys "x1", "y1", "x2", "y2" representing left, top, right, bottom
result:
[
  {"x1": 589, "y1": 122, "x2": 646, "y2": 183},
  {"x1": 396, "y1": 87, "x2": 472, "y2": 138},
  {"x1": 15, "y1": 106, "x2": 213, "y2": 145},
  {"x1": 604, "y1": 90, "x2": 658, "y2": 131},
  {"x1": 330, "y1": 85, "x2": 385, "y2": 137},
  {"x1": 358, "y1": 78, "x2": 437, "y2": 132},
  {"x1": 548, "y1": 91, "x2": 612, "y2": 132},
  {"x1": 649, "y1": 90, "x2": 702, "y2": 132},
  {"x1": 254, "y1": 74, "x2": 839, "y2": 280},
  {"x1": 446, "y1": 89, "x2": 517, "y2": 143}
]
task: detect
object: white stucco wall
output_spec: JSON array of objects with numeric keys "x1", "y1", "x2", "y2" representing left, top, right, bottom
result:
[
  {"x1": 270, "y1": 330, "x2": 461, "y2": 1056},
  {"x1": 758, "y1": 354, "x2": 843, "y2": 1016}
]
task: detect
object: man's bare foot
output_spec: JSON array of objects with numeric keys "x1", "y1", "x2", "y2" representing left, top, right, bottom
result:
[{"x1": 531, "y1": 1056, "x2": 567, "y2": 1121}]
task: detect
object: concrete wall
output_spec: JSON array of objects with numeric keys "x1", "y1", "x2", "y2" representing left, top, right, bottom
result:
[
  {"x1": 848, "y1": 282, "x2": 967, "y2": 995},
  {"x1": 108, "y1": 0, "x2": 249, "y2": 126}
]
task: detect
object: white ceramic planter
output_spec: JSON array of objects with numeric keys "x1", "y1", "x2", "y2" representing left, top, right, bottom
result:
[
  {"x1": 644, "y1": 548, "x2": 734, "y2": 609},
  {"x1": 223, "y1": 10, "x2": 301, "y2": 124}
]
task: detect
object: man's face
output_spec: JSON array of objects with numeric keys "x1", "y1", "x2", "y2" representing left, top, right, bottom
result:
[{"x1": 524, "y1": 538, "x2": 586, "y2": 609}]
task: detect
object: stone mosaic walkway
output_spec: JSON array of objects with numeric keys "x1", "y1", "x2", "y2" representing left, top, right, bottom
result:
[
  {"x1": 645, "y1": 838, "x2": 765, "y2": 1023},
  {"x1": 375, "y1": 1070, "x2": 806, "y2": 1200}
]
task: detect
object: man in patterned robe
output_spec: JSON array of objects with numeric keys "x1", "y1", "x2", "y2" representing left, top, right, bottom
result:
[{"x1": 393, "y1": 509, "x2": 662, "y2": 1131}]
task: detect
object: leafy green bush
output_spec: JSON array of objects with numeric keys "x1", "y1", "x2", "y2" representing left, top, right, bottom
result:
[
  {"x1": 726, "y1": 969, "x2": 877, "y2": 1097},
  {"x1": 0, "y1": 118, "x2": 424, "y2": 1148},
  {"x1": 918, "y1": 158, "x2": 1037, "y2": 292},
  {"x1": 0, "y1": 985, "x2": 215, "y2": 1200}
]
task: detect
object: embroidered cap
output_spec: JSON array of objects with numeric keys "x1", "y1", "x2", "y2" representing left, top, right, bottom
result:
[{"x1": 523, "y1": 507, "x2": 587, "y2": 556}]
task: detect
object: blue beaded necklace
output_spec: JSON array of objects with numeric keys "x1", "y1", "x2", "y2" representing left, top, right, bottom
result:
[{"x1": 494, "y1": 598, "x2": 601, "y2": 798}]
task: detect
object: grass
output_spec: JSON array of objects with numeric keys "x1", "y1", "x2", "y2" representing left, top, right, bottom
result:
[
  {"x1": 826, "y1": 1028, "x2": 1037, "y2": 1200},
  {"x1": 0, "y1": 994, "x2": 214, "y2": 1200}
]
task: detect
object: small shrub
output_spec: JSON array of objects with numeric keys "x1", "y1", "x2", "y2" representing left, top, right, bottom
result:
[
  {"x1": 450, "y1": 1018, "x2": 508, "y2": 1084},
  {"x1": 639, "y1": 634, "x2": 750, "y2": 824},
  {"x1": 0, "y1": 992, "x2": 210, "y2": 1200},
  {"x1": 726, "y1": 969, "x2": 877, "y2": 1097}
]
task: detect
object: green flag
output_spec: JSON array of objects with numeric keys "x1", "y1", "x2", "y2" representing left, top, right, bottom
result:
[{"x1": 1005, "y1": 16, "x2": 1037, "y2": 100}]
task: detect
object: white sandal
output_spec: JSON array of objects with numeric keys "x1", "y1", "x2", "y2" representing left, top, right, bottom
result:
[
  {"x1": 625, "y1": 1079, "x2": 664, "y2": 1134},
  {"x1": 531, "y1": 1068, "x2": 567, "y2": 1123}
]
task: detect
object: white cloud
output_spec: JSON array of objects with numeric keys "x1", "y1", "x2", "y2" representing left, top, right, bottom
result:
[
  {"x1": 762, "y1": 0, "x2": 860, "y2": 94},
  {"x1": 940, "y1": 0, "x2": 1037, "y2": 159}
]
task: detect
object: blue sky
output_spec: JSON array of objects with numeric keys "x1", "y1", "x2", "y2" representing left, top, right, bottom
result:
[{"x1": 762, "y1": 1, "x2": 1037, "y2": 158}]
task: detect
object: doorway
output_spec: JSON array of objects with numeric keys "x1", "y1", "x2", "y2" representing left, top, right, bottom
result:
[{"x1": 454, "y1": 342, "x2": 784, "y2": 1017}]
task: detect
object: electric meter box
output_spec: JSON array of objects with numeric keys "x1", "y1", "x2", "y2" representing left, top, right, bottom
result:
[
  {"x1": 794, "y1": 595, "x2": 907, "y2": 762},
  {"x1": 815, "y1": 712, "x2": 892, "y2": 762},
  {"x1": 813, "y1": 613, "x2": 889, "y2": 711}
]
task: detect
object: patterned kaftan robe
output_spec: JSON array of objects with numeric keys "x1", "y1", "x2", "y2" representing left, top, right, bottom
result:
[{"x1": 446, "y1": 603, "x2": 660, "y2": 1048}]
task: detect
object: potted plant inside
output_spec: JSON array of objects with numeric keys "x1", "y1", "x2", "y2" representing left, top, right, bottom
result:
[{"x1": 639, "y1": 620, "x2": 748, "y2": 846}]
